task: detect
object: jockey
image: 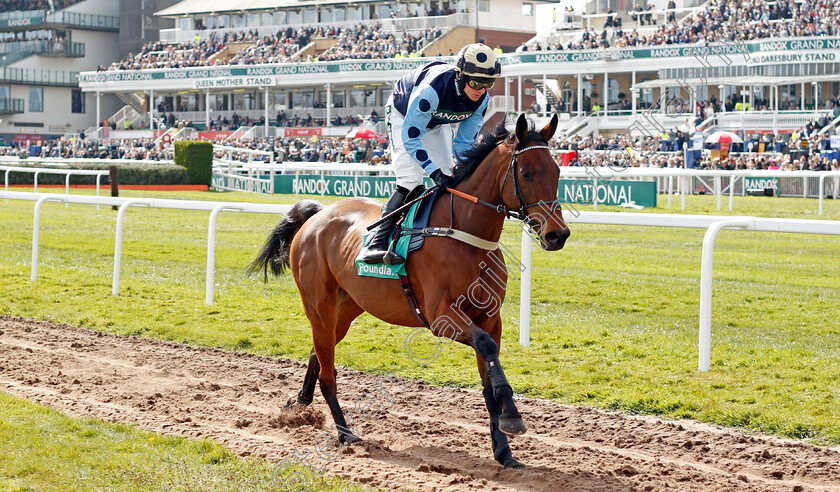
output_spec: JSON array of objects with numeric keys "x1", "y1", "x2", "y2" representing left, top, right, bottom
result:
[{"x1": 362, "y1": 43, "x2": 502, "y2": 265}]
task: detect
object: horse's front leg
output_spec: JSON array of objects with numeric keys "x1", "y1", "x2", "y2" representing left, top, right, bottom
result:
[
  {"x1": 476, "y1": 349, "x2": 524, "y2": 469},
  {"x1": 470, "y1": 327, "x2": 525, "y2": 436},
  {"x1": 436, "y1": 314, "x2": 524, "y2": 469}
]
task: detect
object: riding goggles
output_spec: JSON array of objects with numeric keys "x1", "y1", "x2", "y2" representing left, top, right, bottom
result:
[{"x1": 466, "y1": 76, "x2": 495, "y2": 90}]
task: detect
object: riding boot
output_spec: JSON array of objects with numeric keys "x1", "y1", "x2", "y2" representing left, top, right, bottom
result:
[{"x1": 362, "y1": 187, "x2": 408, "y2": 265}]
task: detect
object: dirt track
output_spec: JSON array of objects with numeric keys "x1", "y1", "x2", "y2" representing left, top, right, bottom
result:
[{"x1": 1, "y1": 315, "x2": 839, "y2": 492}]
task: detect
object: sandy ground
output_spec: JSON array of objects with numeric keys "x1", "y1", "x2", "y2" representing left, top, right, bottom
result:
[{"x1": 1, "y1": 315, "x2": 839, "y2": 492}]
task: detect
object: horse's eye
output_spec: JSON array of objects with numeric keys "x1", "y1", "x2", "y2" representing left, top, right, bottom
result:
[{"x1": 520, "y1": 169, "x2": 532, "y2": 180}]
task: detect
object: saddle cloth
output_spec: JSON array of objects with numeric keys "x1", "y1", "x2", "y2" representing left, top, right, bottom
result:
[{"x1": 355, "y1": 190, "x2": 438, "y2": 279}]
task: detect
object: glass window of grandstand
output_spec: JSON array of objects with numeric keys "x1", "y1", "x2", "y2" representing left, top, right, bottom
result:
[
  {"x1": 233, "y1": 92, "x2": 258, "y2": 111},
  {"x1": 246, "y1": 14, "x2": 259, "y2": 27},
  {"x1": 332, "y1": 91, "x2": 345, "y2": 109},
  {"x1": 178, "y1": 94, "x2": 200, "y2": 112},
  {"x1": 478, "y1": 0, "x2": 489, "y2": 13},
  {"x1": 273, "y1": 11, "x2": 287, "y2": 25},
  {"x1": 29, "y1": 87, "x2": 43, "y2": 113},
  {"x1": 178, "y1": 18, "x2": 192, "y2": 31},
  {"x1": 637, "y1": 79, "x2": 651, "y2": 108},
  {"x1": 288, "y1": 10, "x2": 302, "y2": 25},
  {"x1": 350, "y1": 89, "x2": 376, "y2": 108},
  {"x1": 231, "y1": 14, "x2": 245, "y2": 28},
  {"x1": 607, "y1": 78, "x2": 619, "y2": 105},
  {"x1": 259, "y1": 13, "x2": 273, "y2": 26},
  {"x1": 522, "y1": 3, "x2": 533, "y2": 16},
  {"x1": 71, "y1": 89, "x2": 85, "y2": 114},
  {"x1": 303, "y1": 9, "x2": 317, "y2": 24},
  {"x1": 379, "y1": 4, "x2": 394, "y2": 19},
  {"x1": 292, "y1": 90, "x2": 315, "y2": 109},
  {"x1": 209, "y1": 94, "x2": 229, "y2": 111},
  {"x1": 692, "y1": 85, "x2": 708, "y2": 104},
  {"x1": 380, "y1": 87, "x2": 392, "y2": 105},
  {"x1": 211, "y1": 15, "x2": 230, "y2": 29},
  {"x1": 353, "y1": 6, "x2": 366, "y2": 21},
  {"x1": 317, "y1": 90, "x2": 328, "y2": 109},
  {"x1": 273, "y1": 92, "x2": 287, "y2": 110},
  {"x1": 332, "y1": 7, "x2": 346, "y2": 22},
  {"x1": 780, "y1": 85, "x2": 796, "y2": 110},
  {"x1": 0, "y1": 86, "x2": 9, "y2": 99}
]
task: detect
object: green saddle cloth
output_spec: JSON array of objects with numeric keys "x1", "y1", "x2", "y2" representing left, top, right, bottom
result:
[{"x1": 355, "y1": 199, "x2": 422, "y2": 279}]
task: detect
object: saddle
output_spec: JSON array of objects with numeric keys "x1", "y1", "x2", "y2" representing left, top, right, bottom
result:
[{"x1": 355, "y1": 189, "x2": 440, "y2": 279}]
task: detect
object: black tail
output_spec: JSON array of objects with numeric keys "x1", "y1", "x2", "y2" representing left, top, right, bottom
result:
[{"x1": 247, "y1": 200, "x2": 324, "y2": 281}]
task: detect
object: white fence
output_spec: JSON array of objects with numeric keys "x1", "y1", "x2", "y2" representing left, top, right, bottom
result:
[
  {"x1": 1, "y1": 191, "x2": 291, "y2": 305},
  {"x1": 561, "y1": 167, "x2": 840, "y2": 215},
  {"x1": 2, "y1": 165, "x2": 110, "y2": 201},
  {"x1": 3, "y1": 190, "x2": 840, "y2": 372}
]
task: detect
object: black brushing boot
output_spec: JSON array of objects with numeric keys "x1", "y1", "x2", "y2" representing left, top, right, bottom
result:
[{"x1": 362, "y1": 187, "x2": 408, "y2": 265}]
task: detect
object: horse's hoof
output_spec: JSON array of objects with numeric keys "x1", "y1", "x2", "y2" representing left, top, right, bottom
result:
[
  {"x1": 504, "y1": 458, "x2": 525, "y2": 470},
  {"x1": 498, "y1": 416, "x2": 526, "y2": 435},
  {"x1": 339, "y1": 433, "x2": 362, "y2": 444},
  {"x1": 283, "y1": 398, "x2": 297, "y2": 408}
]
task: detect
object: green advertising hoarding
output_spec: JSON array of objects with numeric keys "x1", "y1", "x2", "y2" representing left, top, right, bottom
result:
[
  {"x1": 557, "y1": 179, "x2": 657, "y2": 207},
  {"x1": 212, "y1": 173, "x2": 659, "y2": 207},
  {"x1": 744, "y1": 176, "x2": 779, "y2": 191}
]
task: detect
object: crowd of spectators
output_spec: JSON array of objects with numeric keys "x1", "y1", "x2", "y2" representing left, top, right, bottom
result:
[
  {"x1": 0, "y1": 0, "x2": 81, "y2": 12},
  {"x1": 317, "y1": 25, "x2": 442, "y2": 61},
  {"x1": 106, "y1": 22, "x2": 443, "y2": 71},
  {"x1": 542, "y1": 0, "x2": 840, "y2": 51},
  {"x1": 107, "y1": 37, "x2": 226, "y2": 70}
]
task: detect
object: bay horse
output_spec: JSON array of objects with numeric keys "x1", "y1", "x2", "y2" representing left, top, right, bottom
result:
[{"x1": 250, "y1": 113, "x2": 569, "y2": 469}]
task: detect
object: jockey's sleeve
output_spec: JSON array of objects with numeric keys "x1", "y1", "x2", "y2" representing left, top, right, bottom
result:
[
  {"x1": 402, "y1": 84, "x2": 439, "y2": 174},
  {"x1": 453, "y1": 96, "x2": 489, "y2": 158}
]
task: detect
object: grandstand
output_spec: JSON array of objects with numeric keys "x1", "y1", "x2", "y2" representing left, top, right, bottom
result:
[{"x1": 2, "y1": 0, "x2": 840, "y2": 171}]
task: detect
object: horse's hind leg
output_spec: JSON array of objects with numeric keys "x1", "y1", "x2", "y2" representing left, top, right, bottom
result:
[
  {"x1": 295, "y1": 348, "x2": 320, "y2": 405},
  {"x1": 308, "y1": 294, "x2": 364, "y2": 444}
]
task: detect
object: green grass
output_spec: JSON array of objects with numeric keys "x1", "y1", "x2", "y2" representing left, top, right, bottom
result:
[
  {"x1": 0, "y1": 391, "x2": 377, "y2": 492},
  {"x1": 1, "y1": 188, "x2": 840, "y2": 453}
]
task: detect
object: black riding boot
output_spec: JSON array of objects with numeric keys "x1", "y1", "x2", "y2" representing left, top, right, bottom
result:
[{"x1": 362, "y1": 187, "x2": 408, "y2": 265}]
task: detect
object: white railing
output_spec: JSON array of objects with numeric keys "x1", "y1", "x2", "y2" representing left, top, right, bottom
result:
[
  {"x1": 2, "y1": 165, "x2": 110, "y2": 201},
  {"x1": 714, "y1": 110, "x2": 832, "y2": 132},
  {"x1": 488, "y1": 95, "x2": 514, "y2": 118},
  {"x1": 1, "y1": 191, "x2": 293, "y2": 305},
  {"x1": 5, "y1": 189, "x2": 837, "y2": 373},
  {"x1": 212, "y1": 144, "x2": 276, "y2": 194},
  {"x1": 519, "y1": 212, "x2": 840, "y2": 371},
  {"x1": 561, "y1": 167, "x2": 840, "y2": 215}
]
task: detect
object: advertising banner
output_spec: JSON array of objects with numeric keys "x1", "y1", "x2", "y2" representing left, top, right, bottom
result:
[{"x1": 558, "y1": 179, "x2": 657, "y2": 207}]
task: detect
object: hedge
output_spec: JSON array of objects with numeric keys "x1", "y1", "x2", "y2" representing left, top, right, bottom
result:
[
  {"x1": 1, "y1": 162, "x2": 188, "y2": 186},
  {"x1": 174, "y1": 140, "x2": 213, "y2": 185}
]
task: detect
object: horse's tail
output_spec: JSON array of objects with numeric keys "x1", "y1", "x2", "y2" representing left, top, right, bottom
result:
[{"x1": 248, "y1": 200, "x2": 323, "y2": 281}]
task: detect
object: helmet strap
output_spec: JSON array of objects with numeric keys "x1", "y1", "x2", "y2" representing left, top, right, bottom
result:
[{"x1": 455, "y1": 72, "x2": 468, "y2": 99}]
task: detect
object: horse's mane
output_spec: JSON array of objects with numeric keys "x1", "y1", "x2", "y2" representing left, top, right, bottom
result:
[{"x1": 453, "y1": 118, "x2": 547, "y2": 186}]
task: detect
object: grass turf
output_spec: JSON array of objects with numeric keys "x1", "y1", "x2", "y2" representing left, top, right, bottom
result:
[{"x1": 1, "y1": 188, "x2": 839, "y2": 450}]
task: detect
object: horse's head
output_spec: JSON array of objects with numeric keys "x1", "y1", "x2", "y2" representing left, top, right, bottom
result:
[{"x1": 500, "y1": 113, "x2": 570, "y2": 251}]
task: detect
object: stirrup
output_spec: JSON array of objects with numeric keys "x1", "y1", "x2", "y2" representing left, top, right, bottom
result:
[{"x1": 382, "y1": 251, "x2": 405, "y2": 265}]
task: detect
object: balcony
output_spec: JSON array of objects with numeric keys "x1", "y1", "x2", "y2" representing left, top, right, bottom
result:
[
  {"x1": 0, "y1": 98, "x2": 25, "y2": 114},
  {"x1": 0, "y1": 9, "x2": 118, "y2": 32},
  {"x1": 0, "y1": 67, "x2": 79, "y2": 88},
  {"x1": 0, "y1": 40, "x2": 85, "y2": 66}
]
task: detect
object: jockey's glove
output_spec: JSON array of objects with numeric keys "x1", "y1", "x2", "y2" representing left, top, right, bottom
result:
[{"x1": 430, "y1": 169, "x2": 455, "y2": 190}]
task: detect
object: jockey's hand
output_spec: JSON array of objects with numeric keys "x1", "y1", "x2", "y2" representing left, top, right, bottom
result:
[{"x1": 430, "y1": 169, "x2": 455, "y2": 190}]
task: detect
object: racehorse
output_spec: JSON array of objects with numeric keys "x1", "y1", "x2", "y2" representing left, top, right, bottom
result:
[{"x1": 250, "y1": 113, "x2": 569, "y2": 469}]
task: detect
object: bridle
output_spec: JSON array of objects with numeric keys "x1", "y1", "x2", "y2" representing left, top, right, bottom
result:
[
  {"x1": 498, "y1": 142, "x2": 563, "y2": 233},
  {"x1": 444, "y1": 139, "x2": 563, "y2": 235}
]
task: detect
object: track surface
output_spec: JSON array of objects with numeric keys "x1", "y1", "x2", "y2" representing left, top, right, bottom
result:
[{"x1": 2, "y1": 315, "x2": 839, "y2": 492}]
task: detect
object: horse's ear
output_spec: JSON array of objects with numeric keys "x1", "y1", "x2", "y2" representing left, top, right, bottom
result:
[
  {"x1": 541, "y1": 113, "x2": 559, "y2": 142},
  {"x1": 515, "y1": 113, "x2": 528, "y2": 143}
]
